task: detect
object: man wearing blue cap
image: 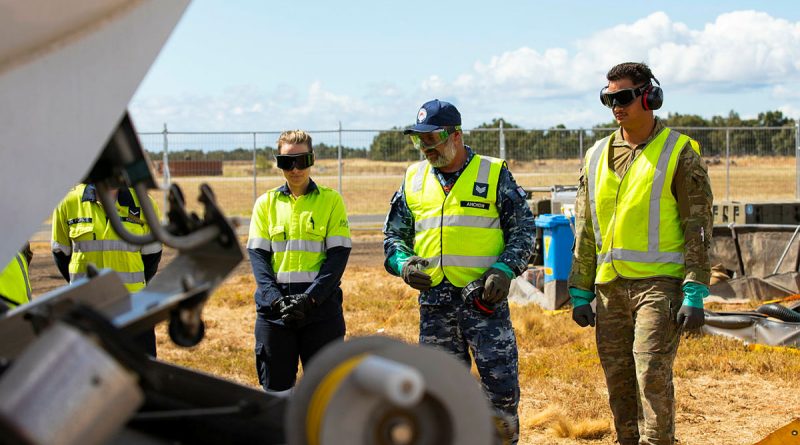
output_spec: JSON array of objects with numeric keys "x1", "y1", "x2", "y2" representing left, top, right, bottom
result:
[{"x1": 383, "y1": 99, "x2": 536, "y2": 443}]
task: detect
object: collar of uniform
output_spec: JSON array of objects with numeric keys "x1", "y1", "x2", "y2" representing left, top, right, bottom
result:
[
  {"x1": 81, "y1": 183, "x2": 136, "y2": 207},
  {"x1": 611, "y1": 117, "x2": 665, "y2": 149},
  {"x1": 81, "y1": 183, "x2": 98, "y2": 202},
  {"x1": 277, "y1": 178, "x2": 319, "y2": 196}
]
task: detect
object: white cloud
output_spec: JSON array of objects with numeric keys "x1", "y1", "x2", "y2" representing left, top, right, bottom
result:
[{"x1": 131, "y1": 10, "x2": 800, "y2": 131}]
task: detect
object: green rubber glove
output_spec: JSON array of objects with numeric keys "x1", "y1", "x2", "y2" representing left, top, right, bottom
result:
[
  {"x1": 569, "y1": 287, "x2": 596, "y2": 328},
  {"x1": 677, "y1": 282, "x2": 708, "y2": 330}
]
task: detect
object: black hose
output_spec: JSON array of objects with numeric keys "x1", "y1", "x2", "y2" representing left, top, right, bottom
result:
[
  {"x1": 756, "y1": 303, "x2": 800, "y2": 323},
  {"x1": 703, "y1": 314, "x2": 756, "y2": 329}
]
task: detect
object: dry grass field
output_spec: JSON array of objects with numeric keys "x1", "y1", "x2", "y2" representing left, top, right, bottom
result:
[
  {"x1": 152, "y1": 156, "x2": 797, "y2": 217},
  {"x1": 27, "y1": 231, "x2": 800, "y2": 445},
  {"x1": 26, "y1": 155, "x2": 800, "y2": 443}
]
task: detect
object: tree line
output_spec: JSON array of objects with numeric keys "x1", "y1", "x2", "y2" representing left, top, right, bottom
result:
[{"x1": 146, "y1": 110, "x2": 797, "y2": 162}]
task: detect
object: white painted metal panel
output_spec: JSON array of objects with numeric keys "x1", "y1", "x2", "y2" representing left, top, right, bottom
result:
[{"x1": 0, "y1": 0, "x2": 190, "y2": 263}]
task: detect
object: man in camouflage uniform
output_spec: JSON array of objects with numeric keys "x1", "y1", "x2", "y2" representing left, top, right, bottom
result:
[
  {"x1": 568, "y1": 63, "x2": 713, "y2": 445},
  {"x1": 384, "y1": 99, "x2": 535, "y2": 444}
]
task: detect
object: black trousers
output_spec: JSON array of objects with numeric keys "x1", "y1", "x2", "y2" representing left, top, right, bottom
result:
[{"x1": 254, "y1": 313, "x2": 346, "y2": 391}]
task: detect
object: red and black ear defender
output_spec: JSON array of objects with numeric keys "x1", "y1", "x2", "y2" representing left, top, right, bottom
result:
[{"x1": 641, "y1": 77, "x2": 663, "y2": 111}]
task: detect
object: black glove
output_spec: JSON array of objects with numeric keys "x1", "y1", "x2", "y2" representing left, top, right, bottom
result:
[
  {"x1": 676, "y1": 305, "x2": 705, "y2": 330},
  {"x1": 572, "y1": 304, "x2": 596, "y2": 327},
  {"x1": 482, "y1": 267, "x2": 512, "y2": 304},
  {"x1": 277, "y1": 293, "x2": 315, "y2": 323},
  {"x1": 401, "y1": 256, "x2": 432, "y2": 291}
]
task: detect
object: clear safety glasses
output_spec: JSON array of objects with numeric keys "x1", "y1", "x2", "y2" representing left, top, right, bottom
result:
[{"x1": 409, "y1": 126, "x2": 461, "y2": 150}]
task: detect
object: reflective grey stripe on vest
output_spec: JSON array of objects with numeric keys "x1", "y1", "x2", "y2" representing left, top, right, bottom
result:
[
  {"x1": 70, "y1": 270, "x2": 145, "y2": 284},
  {"x1": 275, "y1": 271, "x2": 319, "y2": 284},
  {"x1": 271, "y1": 239, "x2": 324, "y2": 254},
  {"x1": 590, "y1": 130, "x2": 686, "y2": 266},
  {"x1": 647, "y1": 130, "x2": 685, "y2": 251},
  {"x1": 422, "y1": 256, "x2": 441, "y2": 270},
  {"x1": 14, "y1": 254, "x2": 31, "y2": 300},
  {"x1": 475, "y1": 157, "x2": 491, "y2": 185},
  {"x1": 247, "y1": 237, "x2": 271, "y2": 251},
  {"x1": 415, "y1": 215, "x2": 500, "y2": 233},
  {"x1": 597, "y1": 249, "x2": 684, "y2": 265},
  {"x1": 442, "y1": 254, "x2": 498, "y2": 269},
  {"x1": 326, "y1": 236, "x2": 352, "y2": 249},
  {"x1": 587, "y1": 136, "x2": 611, "y2": 249},
  {"x1": 411, "y1": 161, "x2": 427, "y2": 193},
  {"x1": 72, "y1": 240, "x2": 141, "y2": 253}
]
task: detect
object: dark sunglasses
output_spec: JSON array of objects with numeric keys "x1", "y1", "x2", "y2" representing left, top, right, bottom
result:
[
  {"x1": 275, "y1": 152, "x2": 315, "y2": 170},
  {"x1": 600, "y1": 83, "x2": 649, "y2": 108}
]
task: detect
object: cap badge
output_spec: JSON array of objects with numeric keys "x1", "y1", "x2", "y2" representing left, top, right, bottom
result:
[{"x1": 417, "y1": 108, "x2": 427, "y2": 123}]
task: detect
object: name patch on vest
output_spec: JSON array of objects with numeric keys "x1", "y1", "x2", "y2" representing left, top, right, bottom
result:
[
  {"x1": 472, "y1": 182, "x2": 489, "y2": 198},
  {"x1": 67, "y1": 217, "x2": 92, "y2": 225},
  {"x1": 460, "y1": 200, "x2": 490, "y2": 210}
]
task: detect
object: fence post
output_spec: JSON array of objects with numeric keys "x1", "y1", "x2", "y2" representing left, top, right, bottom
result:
[
  {"x1": 338, "y1": 121, "x2": 343, "y2": 194},
  {"x1": 162, "y1": 123, "x2": 170, "y2": 223},
  {"x1": 796, "y1": 120, "x2": 800, "y2": 199},
  {"x1": 499, "y1": 119, "x2": 506, "y2": 160},
  {"x1": 253, "y1": 132, "x2": 257, "y2": 206},
  {"x1": 578, "y1": 129, "x2": 584, "y2": 163},
  {"x1": 725, "y1": 128, "x2": 731, "y2": 201}
]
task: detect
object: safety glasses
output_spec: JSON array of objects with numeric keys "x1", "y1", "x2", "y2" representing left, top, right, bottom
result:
[
  {"x1": 600, "y1": 84, "x2": 648, "y2": 108},
  {"x1": 275, "y1": 152, "x2": 315, "y2": 170},
  {"x1": 409, "y1": 126, "x2": 461, "y2": 150}
]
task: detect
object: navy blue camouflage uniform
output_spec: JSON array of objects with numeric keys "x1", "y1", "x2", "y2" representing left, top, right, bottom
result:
[{"x1": 383, "y1": 146, "x2": 535, "y2": 442}]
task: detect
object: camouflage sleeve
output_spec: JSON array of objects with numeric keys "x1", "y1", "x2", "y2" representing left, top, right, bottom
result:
[
  {"x1": 674, "y1": 144, "x2": 713, "y2": 285},
  {"x1": 382, "y1": 182, "x2": 416, "y2": 276},
  {"x1": 496, "y1": 167, "x2": 536, "y2": 276},
  {"x1": 567, "y1": 167, "x2": 597, "y2": 291}
]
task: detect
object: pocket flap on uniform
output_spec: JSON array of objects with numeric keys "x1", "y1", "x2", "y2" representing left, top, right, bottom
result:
[
  {"x1": 68, "y1": 224, "x2": 94, "y2": 240},
  {"x1": 306, "y1": 223, "x2": 326, "y2": 237},
  {"x1": 269, "y1": 225, "x2": 285, "y2": 238}
]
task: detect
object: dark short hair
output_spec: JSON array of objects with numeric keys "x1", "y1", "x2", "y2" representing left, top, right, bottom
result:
[{"x1": 606, "y1": 62, "x2": 655, "y2": 86}]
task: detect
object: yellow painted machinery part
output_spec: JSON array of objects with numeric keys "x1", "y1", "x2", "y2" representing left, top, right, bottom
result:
[
  {"x1": 754, "y1": 419, "x2": 800, "y2": 444},
  {"x1": 305, "y1": 354, "x2": 366, "y2": 445}
]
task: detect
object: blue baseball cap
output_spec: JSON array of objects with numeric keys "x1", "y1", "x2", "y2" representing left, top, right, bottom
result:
[{"x1": 403, "y1": 99, "x2": 462, "y2": 134}]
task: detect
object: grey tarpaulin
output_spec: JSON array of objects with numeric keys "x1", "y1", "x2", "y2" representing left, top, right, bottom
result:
[{"x1": 703, "y1": 311, "x2": 800, "y2": 347}]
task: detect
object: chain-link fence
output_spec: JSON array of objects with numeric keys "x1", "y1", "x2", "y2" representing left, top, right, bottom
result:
[{"x1": 137, "y1": 125, "x2": 800, "y2": 226}]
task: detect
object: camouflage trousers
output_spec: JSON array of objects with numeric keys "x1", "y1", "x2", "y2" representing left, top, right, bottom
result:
[
  {"x1": 419, "y1": 293, "x2": 520, "y2": 444},
  {"x1": 595, "y1": 277, "x2": 683, "y2": 445}
]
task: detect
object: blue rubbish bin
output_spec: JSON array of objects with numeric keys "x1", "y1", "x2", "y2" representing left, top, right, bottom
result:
[{"x1": 534, "y1": 214, "x2": 575, "y2": 282}]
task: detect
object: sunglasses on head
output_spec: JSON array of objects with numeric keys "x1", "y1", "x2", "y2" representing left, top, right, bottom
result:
[
  {"x1": 409, "y1": 126, "x2": 461, "y2": 151},
  {"x1": 275, "y1": 152, "x2": 315, "y2": 170},
  {"x1": 600, "y1": 83, "x2": 650, "y2": 108}
]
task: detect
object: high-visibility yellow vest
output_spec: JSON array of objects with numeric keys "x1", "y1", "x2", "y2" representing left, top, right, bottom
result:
[
  {"x1": 0, "y1": 252, "x2": 31, "y2": 308},
  {"x1": 585, "y1": 128, "x2": 701, "y2": 283},
  {"x1": 51, "y1": 184, "x2": 161, "y2": 292},
  {"x1": 247, "y1": 184, "x2": 351, "y2": 284},
  {"x1": 403, "y1": 155, "x2": 505, "y2": 287}
]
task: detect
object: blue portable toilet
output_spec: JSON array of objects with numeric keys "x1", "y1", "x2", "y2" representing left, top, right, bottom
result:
[{"x1": 534, "y1": 214, "x2": 575, "y2": 282}]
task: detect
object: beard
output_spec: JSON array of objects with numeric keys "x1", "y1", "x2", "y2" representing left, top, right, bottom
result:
[{"x1": 426, "y1": 140, "x2": 457, "y2": 168}]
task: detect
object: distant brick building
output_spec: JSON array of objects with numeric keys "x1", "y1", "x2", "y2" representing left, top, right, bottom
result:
[{"x1": 154, "y1": 160, "x2": 223, "y2": 177}]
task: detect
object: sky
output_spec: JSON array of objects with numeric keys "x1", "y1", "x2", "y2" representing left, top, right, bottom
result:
[{"x1": 129, "y1": 1, "x2": 800, "y2": 133}]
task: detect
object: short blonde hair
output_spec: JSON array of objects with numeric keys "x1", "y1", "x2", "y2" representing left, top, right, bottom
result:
[{"x1": 276, "y1": 130, "x2": 313, "y2": 154}]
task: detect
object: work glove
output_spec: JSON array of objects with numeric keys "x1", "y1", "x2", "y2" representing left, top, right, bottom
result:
[
  {"x1": 570, "y1": 287, "x2": 596, "y2": 328},
  {"x1": 481, "y1": 267, "x2": 512, "y2": 304},
  {"x1": 677, "y1": 282, "x2": 708, "y2": 330},
  {"x1": 401, "y1": 256, "x2": 432, "y2": 291},
  {"x1": 277, "y1": 293, "x2": 315, "y2": 323},
  {"x1": 462, "y1": 278, "x2": 494, "y2": 315}
]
